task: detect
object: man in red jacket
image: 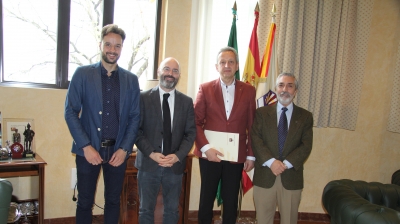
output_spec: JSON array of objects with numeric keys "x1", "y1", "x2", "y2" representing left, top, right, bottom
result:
[{"x1": 193, "y1": 46, "x2": 256, "y2": 224}]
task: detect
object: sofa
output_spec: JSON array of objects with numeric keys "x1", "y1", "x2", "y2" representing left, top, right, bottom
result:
[
  {"x1": 392, "y1": 169, "x2": 400, "y2": 186},
  {"x1": 322, "y1": 179, "x2": 400, "y2": 224},
  {"x1": 0, "y1": 178, "x2": 13, "y2": 224}
]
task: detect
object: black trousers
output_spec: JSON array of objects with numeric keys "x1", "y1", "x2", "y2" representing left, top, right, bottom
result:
[{"x1": 198, "y1": 158, "x2": 244, "y2": 224}]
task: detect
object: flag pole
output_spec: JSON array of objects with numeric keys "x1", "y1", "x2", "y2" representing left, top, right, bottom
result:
[
  {"x1": 237, "y1": 2, "x2": 260, "y2": 222},
  {"x1": 227, "y1": 1, "x2": 240, "y2": 80}
]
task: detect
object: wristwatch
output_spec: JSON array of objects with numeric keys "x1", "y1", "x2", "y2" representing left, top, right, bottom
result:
[{"x1": 120, "y1": 148, "x2": 129, "y2": 154}]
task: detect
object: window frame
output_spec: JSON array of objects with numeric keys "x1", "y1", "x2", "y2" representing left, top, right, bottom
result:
[{"x1": 0, "y1": 0, "x2": 161, "y2": 89}]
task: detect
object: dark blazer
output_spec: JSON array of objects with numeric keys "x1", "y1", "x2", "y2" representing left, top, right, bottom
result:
[
  {"x1": 193, "y1": 79, "x2": 256, "y2": 163},
  {"x1": 65, "y1": 62, "x2": 140, "y2": 157},
  {"x1": 135, "y1": 86, "x2": 196, "y2": 174},
  {"x1": 251, "y1": 103, "x2": 313, "y2": 190}
]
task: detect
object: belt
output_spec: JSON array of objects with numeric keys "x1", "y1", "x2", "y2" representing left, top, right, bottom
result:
[{"x1": 101, "y1": 139, "x2": 116, "y2": 147}]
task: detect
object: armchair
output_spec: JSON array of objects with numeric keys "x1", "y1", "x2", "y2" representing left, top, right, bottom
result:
[
  {"x1": 322, "y1": 179, "x2": 400, "y2": 224},
  {"x1": 0, "y1": 178, "x2": 13, "y2": 224}
]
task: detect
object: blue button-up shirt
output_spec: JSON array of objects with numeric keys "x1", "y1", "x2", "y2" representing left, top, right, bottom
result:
[{"x1": 101, "y1": 64, "x2": 120, "y2": 140}]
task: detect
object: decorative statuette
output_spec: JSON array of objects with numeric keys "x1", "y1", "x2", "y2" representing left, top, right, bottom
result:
[
  {"x1": 10, "y1": 127, "x2": 24, "y2": 159},
  {"x1": 23, "y1": 123, "x2": 35, "y2": 158}
]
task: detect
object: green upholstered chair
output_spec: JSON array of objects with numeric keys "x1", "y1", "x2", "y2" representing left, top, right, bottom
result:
[
  {"x1": 392, "y1": 169, "x2": 400, "y2": 186},
  {"x1": 0, "y1": 178, "x2": 13, "y2": 224},
  {"x1": 322, "y1": 179, "x2": 400, "y2": 224}
]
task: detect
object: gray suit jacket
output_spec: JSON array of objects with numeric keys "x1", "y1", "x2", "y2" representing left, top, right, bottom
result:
[
  {"x1": 135, "y1": 86, "x2": 196, "y2": 174},
  {"x1": 251, "y1": 103, "x2": 313, "y2": 190}
]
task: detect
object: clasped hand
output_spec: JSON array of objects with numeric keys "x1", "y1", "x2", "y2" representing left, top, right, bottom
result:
[
  {"x1": 150, "y1": 152, "x2": 179, "y2": 167},
  {"x1": 83, "y1": 145, "x2": 126, "y2": 167},
  {"x1": 270, "y1": 160, "x2": 287, "y2": 176}
]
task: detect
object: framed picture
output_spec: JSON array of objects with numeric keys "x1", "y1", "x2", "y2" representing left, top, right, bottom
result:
[{"x1": 2, "y1": 118, "x2": 35, "y2": 150}]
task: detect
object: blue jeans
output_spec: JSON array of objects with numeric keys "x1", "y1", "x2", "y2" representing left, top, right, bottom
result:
[
  {"x1": 138, "y1": 166, "x2": 183, "y2": 224},
  {"x1": 75, "y1": 146, "x2": 126, "y2": 224}
]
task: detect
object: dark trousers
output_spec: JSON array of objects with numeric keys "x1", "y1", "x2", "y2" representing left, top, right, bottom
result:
[
  {"x1": 75, "y1": 147, "x2": 127, "y2": 224},
  {"x1": 198, "y1": 158, "x2": 244, "y2": 224},
  {"x1": 137, "y1": 166, "x2": 183, "y2": 224}
]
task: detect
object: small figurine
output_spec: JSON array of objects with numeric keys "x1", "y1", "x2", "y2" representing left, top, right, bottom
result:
[
  {"x1": 12, "y1": 128, "x2": 21, "y2": 143},
  {"x1": 23, "y1": 123, "x2": 35, "y2": 153}
]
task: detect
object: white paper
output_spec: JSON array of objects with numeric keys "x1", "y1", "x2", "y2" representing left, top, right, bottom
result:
[{"x1": 202, "y1": 130, "x2": 239, "y2": 162}]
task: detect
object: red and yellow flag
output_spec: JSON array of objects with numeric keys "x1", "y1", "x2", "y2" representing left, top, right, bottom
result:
[
  {"x1": 256, "y1": 4, "x2": 278, "y2": 107},
  {"x1": 242, "y1": 3, "x2": 261, "y2": 87}
]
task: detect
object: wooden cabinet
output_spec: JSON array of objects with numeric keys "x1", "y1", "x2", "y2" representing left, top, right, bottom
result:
[
  {"x1": 0, "y1": 154, "x2": 46, "y2": 224},
  {"x1": 119, "y1": 153, "x2": 193, "y2": 224}
]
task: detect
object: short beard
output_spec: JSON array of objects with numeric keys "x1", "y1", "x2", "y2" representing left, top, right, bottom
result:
[
  {"x1": 277, "y1": 91, "x2": 294, "y2": 105},
  {"x1": 160, "y1": 74, "x2": 179, "y2": 90},
  {"x1": 101, "y1": 52, "x2": 119, "y2": 64}
]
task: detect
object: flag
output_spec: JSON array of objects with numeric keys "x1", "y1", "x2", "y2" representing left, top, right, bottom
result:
[
  {"x1": 257, "y1": 90, "x2": 277, "y2": 108},
  {"x1": 241, "y1": 170, "x2": 253, "y2": 195},
  {"x1": 227, "y1": 1, "x2": 240, "y2": 80},
  {"x1": 256, "y1": 4, "x2": 278, "y2": 107},
  {"x1": 216, "y1": 179, "x2": 223, "y2": 206},
  {"x1": 241, "y1": 3, "x2": 261, "y2": 88}
]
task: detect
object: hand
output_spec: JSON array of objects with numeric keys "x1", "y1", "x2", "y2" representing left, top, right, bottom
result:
[
  {"x1": 83, "y1": 145, "x2": 103, "y2": 165},
  {"x1": 149, "y1": 152, "x2": 166, "y2": 163},
  {"x1": 243, "y1": 159, "x2": 254, "y2": 172},
  {"x1": 270, "y1": 160, "x2": 287, "y2": 176},
  {"x1": 204, "y1": 148, "x2": 224, "y2": 162},
  {"x1": 158, "y1": 154, "x2": 179, "y2": 167},
  {"x1": 109, "y1": 149, "x2": 127, "y2": 167}
]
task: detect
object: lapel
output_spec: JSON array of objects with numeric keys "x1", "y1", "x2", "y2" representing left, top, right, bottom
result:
[
  {"x1": 172, "y1": 90, "x2": 182, "y2": 132},
  {"x1": 119, "y1": 67, "x2": 127, "y2": 116},
  {"x1": 213, "y1": 79, "x2": 227, "y2": 120},
  {"x1": 92, "y1": 62, "x2": 103, "y2": 107},
  {"x1": 150, "y1": 86, "x2": 163, "y2": 124},
  {"x1": 230, "y1": 80, "x2": 244, "y2": 119},
  {"x1": 286, "y1": 104, "x2": 302, "y2": 145},
  {"x1": 267, "y1": 104, "x2": 279, "y2": 153}
]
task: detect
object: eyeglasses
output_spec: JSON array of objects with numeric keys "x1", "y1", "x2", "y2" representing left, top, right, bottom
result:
[{"x1": 162, "y1": 67, "x2": 180, "y2": 75}]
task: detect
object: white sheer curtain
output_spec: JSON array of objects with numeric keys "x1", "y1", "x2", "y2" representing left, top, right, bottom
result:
[{"x1": 187, "y1": 0, "x2": 259, "y2": 99}]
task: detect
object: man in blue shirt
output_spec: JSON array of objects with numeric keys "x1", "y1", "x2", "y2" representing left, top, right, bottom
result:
[{"x1": 65, "y1": 24, "x2": 140, "y2": 224}]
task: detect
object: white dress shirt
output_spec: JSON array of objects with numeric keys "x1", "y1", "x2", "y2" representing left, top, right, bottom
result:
[
  {"x1": 159, "y1": 87, "x2": 175, "y2": 153},
  {"x1": 200, "y1": 79, "x2": 255, "y2": 161}
]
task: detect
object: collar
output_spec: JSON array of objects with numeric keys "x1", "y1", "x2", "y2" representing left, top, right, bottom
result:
[
  {"x1": 277, "y1": 101, "x2": 294, "y2": 112},
  {"x1": 220, "y1": 78, "x2": 236, "y2": 87},
  {"x1": 159, "y1": 87, "x2": 176, "y2": 96}
]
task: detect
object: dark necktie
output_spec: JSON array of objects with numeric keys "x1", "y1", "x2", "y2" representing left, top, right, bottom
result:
[
  {"x1": 278, "y1": 107, "x2": 288, "y2": 160},
  {"x1": 163, "y1": 93, "x2": 172, "y2": 155}
]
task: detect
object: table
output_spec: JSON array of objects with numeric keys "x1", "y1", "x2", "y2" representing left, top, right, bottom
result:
[{"x1": 0, "y1": 154, "x2": 47, "y2": 224}]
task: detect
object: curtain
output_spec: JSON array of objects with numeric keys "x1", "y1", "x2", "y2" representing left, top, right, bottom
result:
[
  {"x1": 387, "y1": 41, "x2": 400, "y2": 133},
  {"x1": 259, "y1": 0, "x2": 374, "y2": 130}
]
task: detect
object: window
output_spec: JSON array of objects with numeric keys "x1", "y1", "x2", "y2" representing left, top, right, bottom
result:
[
  {"x1": 2, "y1": 0, "x2": 58, "y2": 85},
  {"x1": 0, "y1": 0, "x2": 161, "y2": 89}
]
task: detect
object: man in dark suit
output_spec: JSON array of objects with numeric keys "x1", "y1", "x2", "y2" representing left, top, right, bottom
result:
[
  {"x1": 65, "y1": 24, "x2": 140, "y2": 224},
  {"x1": 135, "y1": 57, "x2": 196, "y2": 223},
  {"x1": 193, "y1": 46, "x2": 256, "y2": 224},
  {"x1": 251, "y1": 72, "x2": 313, "y2": 224}
]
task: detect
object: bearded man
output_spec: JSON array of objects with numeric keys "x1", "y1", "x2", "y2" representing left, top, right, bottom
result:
[
  {"x1": 251, "y1": 72, "x2": 314, "y2": 224},
  {"x1": 65, "y1": 24, "x2": 140, "y2": 224},
  {"x1": 135, "y1": 57, "x2": 196, "y2": 223}
]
